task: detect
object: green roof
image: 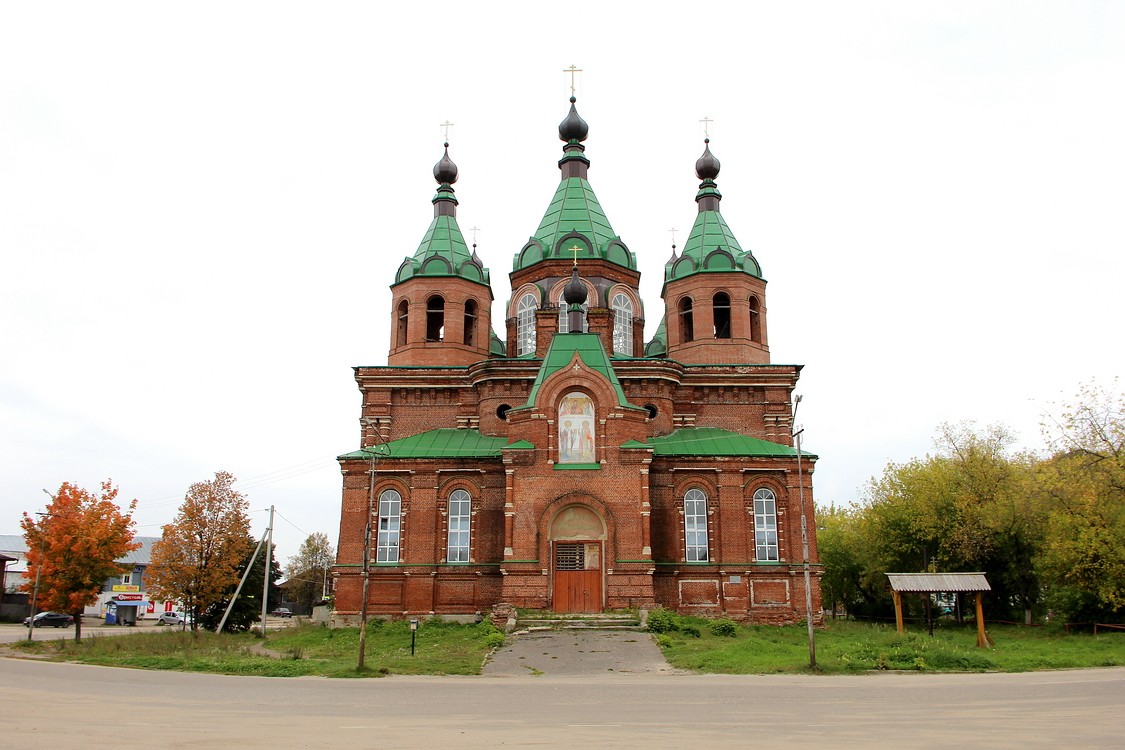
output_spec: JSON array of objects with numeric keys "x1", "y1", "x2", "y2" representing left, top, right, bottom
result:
[
  {"x1": 394, "y1": 213, "x2": 491, "y2": 288},
  {"x1": 522, "y1": 333, "x2": 634, "y2": 409},
  {"x1": 337, "y1": 429, "x2": 530, "y2": 460},
  {"x1": 514, "y1": 178, "x2": 636, "y2": 271},
  {"x1": 665, "y1": 208, "x2": 761, "y2": 284},
  {"x1": 624, "y1": 427, "x2": 813, "y2": 458}
]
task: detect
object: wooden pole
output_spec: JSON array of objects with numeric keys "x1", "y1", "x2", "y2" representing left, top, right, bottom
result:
[
  {"x1": 975, "y1": 592, "x2": 988, "y2": 648},
  {"x1": 892, "y1": 590, "x2": 904, "y2": 634}
]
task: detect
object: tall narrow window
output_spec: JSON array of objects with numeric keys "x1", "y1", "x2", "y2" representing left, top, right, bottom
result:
[
  {"x1": 446, "y1": 489, "x2": 471, "y2": 563},
  {"x1": 516, "y1": 293, "x2": 537, "y2": 355},
  {"x1": 425, "y1": 296, "x2": 445, "y2": 341},
  {"x1": 679, "y1": 297, "x2": 694, "y2": 343},
  {"x1": 713, "y1": 292, "x2": 731, "y2": 338},
  {"x1": 612, "y1": 293, "x2": 633, "y2": 355},
  {"x1": 684, "y1": 488, "x2": 709, "y2": 561},
  {"x1": 749, "y1": 296, "x2": 762, "y2": 342},
  {"x1": 754, "y1": 488, "x2": 778, "y2": 561},
  {"x1": 558, "y1": 296, "x2": 588, "y2": 333},
  {"x1": 463, "y1": 300, "x2": 477, "y2": 346},
  {"x1": 396, "y1": 300, "x2": 409, "y2": 347},
  {"x1": 376, "y1": 489, "x2": 401, "y2": 563}
]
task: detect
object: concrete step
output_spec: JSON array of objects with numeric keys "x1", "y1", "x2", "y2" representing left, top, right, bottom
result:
[{"x1": 515, "y1": 612, "x2": 644, "y2": 631}]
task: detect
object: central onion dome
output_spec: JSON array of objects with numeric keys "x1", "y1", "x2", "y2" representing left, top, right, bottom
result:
[{"x1": 558, "y1": 96, "x2": 589, "y2": 142}]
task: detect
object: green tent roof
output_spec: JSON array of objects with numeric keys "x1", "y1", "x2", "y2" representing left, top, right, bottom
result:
[
  {"x1": 514, "y1": 178, "x2": 636, "y2": 271},
  {"x1": 522, "y1": 332, "x2": 634, "y2": 409},
  {"x1": 338, "y1": 429, "x2": 531, "y2": 460},
  {"x1": 665, "y1": 208, "x2": 762, "y2": 284},
  {"x1": 394, "y1": 213, "x2": 492, "y2": 288},
  {"x1": 622, "y1": 427, "x2": 813, "y2": 458}
]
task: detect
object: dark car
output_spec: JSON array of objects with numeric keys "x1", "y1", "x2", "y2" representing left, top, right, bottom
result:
[
  {"x1": 23, "y1": 611, "x2": 74, "y2": 628},
  {"x1": 269, "y1": 608, "x2": 293, "y2": 618}
]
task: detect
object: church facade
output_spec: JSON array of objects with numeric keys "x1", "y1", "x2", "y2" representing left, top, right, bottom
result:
[{"x1": 332, "y1": 96, "x2": 822, "y2": 624}]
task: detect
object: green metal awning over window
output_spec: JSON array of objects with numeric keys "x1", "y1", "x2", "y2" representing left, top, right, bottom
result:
[
  {"x1": 338, "y1": 429, "x2": 533, "y2": 461},
  {"x1": 621, "y1": 427, "x2": 814, "y2": 458}
]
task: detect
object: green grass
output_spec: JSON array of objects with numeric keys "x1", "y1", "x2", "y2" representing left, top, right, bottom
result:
[
  {"x1": 30, "y1": 619, "x2": 503, "y2": 678},
  {"x1": 655, "y1": 617, "x2": 1125, "y2": 674}
]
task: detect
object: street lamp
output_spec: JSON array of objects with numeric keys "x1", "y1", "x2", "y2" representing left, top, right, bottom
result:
[
  {"x1": 357, "y1": 421, "x2": 387, "y2": 671},
  {"x1": 792, "y1": 396, "x2": 816, "y2": 669},
  {"x1": 27, "y1": 490, "x2": 55, "y2": 641}
]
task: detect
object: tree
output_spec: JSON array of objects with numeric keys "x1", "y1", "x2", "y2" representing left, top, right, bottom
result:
[
  {"x1": 145, "y1": 471, "x2": 253, "y2": 631},
  {"x1": 815, "y1": 503, "x2": 864, "y2": 619},
  {"x1": 1037, "y1": 383, "x2": 1125, "y2": 621},
  {"x1": 284, "y1": 532, "x2": 335, "y2": 612},
  {"x1": 20, "y1": 480, "x2": 139, "y2": 640},
  {"x1": 198, "y1": 535, "x2": 283, "y2": 633}
]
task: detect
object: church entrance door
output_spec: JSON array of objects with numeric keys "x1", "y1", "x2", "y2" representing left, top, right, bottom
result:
[{"x1": 551, "y1": 541, "x2": 603, "y2": 613}]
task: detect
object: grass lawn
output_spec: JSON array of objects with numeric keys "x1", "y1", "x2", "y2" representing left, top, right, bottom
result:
[
  {"x1": 654, "y1": 616, "x2": 1125, "y2": 674},
  {"x1": 7, "y1": 616, "x2": 1121, "y2": 677}
]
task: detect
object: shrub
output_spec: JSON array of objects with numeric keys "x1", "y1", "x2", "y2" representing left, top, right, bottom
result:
[
  {"x1": 710, "y1": 619, "x2": 738, "y2": 637},
  {"x1": 483, "y1": 632, "x2": 504, "y2": 649},
  {"x1": 647, "y1": 608, "x2": 679, "y2": 633},
  {"x1": 681, "y1": 625, "x2": 701, "y2": 638}
]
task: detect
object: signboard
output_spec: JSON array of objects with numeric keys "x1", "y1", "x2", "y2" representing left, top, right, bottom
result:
[
  {"x1": 115, "y1": 593, "x2": 143, "y2": 601},
  {"x1": 112, "y1": 585, "x2": 140, "y2": 592}
]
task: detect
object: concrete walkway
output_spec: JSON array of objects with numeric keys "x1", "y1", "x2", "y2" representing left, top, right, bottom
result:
[{"x1": 483, "y1": 628, "x2": 682, "y2": 677}]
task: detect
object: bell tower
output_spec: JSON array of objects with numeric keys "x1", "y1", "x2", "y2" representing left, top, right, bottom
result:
[
  {"x1": 388, "y1": 141, "x2": 494, "y2": 366},
  {"x1": 661, "y1": 139, "x2": 769, "y2": 365}
]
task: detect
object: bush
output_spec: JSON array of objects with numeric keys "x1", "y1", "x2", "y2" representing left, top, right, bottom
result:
[
  {"x1": 681, "y1": 625, "x2": 701, "y2": 638},
  {"x1": 710, "y1": 619, "x2": 738, "y2": 637},
  {"x1": 647, "y1": 608, "x2": 679, "y2": 633},
  {"x1": 483, "y1": 632, "x2": 504, "y2": 649}
]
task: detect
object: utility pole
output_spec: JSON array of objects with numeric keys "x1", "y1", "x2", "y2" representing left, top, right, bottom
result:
[
  {"x1": 260, "y1": 505, "x2": 274, "y2": 638},
  {"x1": 793, "y1": 396, "x2": 817, "y2": 670},
  {"x1": 357, "y1": 457, "x2": 375, "y2": 670},
  {"x1": 27, "y1": 493, "x2": 55, "y2": 641}
]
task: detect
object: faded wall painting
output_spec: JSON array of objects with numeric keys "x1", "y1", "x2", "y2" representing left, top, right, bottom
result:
[{"x1": 558, "y1": 391, "x2": 596, "y2": 464}]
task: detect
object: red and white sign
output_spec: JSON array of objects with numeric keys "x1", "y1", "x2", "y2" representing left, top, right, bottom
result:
[{"x1": 116, "y1": 593, "x2": 143, "y2": 601}]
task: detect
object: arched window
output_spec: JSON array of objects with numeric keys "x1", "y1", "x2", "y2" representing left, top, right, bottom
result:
[
  {"x1": 376, "y1": 489, "x2": 402, "y2": 563},
  {"x1": 446, "y1": 489, "x2": 471, "y2": 563},
  {"x1": 679, "y1": 297, "x2": 694, "y2": 343},
  {"x1": 753, "y1": 487, "x2": 778, "y2": 561},
  {"x1": 612, "y1": 293, "x2": 633, "y2": 355},
  {"x1": 713, "y1": 292, "x2": 731, "y2": 339},
  {"x1": 516, "y1": 293, "x2": 538, "y2": 355},
  {"x1": 463, "y1": 299, "x2": 477, "y2": 346},
  {"x1": 396, "y1": 300, "x2": 409, "y2": 347},
  {"x1": 425, "y1": 296, "x2": 445, "y2": 341},
  {"x1": 749, "y1": 296, "x2": 762, "y2": 342},
  {"x1": 557, "y1": 295, "x2": 588, "y2": 333},
  {"x1": 684, "y1": 488, "x2": 709, "y2": 562},
  {"x1": 557, "y1": 392, "x2": 595, "y2": 464}
]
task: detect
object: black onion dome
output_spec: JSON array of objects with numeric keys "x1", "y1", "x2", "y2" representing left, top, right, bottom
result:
[
  {"x1": 558, "y1": 96, "x2": 589, "y2": 142},
  {"x1": 433, "y1": 142, "x2": 458, "y2": 184},
  {"x1": 695, "y1": 138, "x2": 720, "y2": 180},
  {"x1": 563, "y1": 264, "x2": 588, "y2": 305}
]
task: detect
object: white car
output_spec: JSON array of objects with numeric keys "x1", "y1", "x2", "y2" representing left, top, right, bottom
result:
[{"x1": 156, "y1": 611, "x2": 193, "y2": 626}]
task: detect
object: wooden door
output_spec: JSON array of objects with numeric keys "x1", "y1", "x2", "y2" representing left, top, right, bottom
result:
[{"x1": 552, "y1": 541, "x2": 603, "y2": 613}]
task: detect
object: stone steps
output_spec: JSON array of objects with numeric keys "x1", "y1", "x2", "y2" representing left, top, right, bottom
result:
[{"x1": 515, "y1": 612, "x2": 645, "y2": 632}]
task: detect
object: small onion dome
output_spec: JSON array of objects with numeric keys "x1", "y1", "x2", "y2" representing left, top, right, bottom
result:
[
  {"x1": 558, "y1": 96, "x2": 589, "y2": 142},
  {"x1": 667, "y1": 243, "x2": 678, "y2": 264},
  {"x1": 695, "y1": 138, "x2": 720, "y2": 180},
  {"x1": 563, "y1": 263, "x2": 588, "y2": 305},
  {"x1": 471, "y1": 243, "x2": 482, "y2": 266},
  {"x1": 433, "y1": 142, "x2": 458, "y2": 184}
]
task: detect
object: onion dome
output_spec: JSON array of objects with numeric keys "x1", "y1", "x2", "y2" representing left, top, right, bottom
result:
[
  {"x1": 558, "y1": 96, "x2": 589, "y2": 142},
  {"x1": 695, "y1": 138, "x2": 720, "y2": 180},
  {"x1": 433, "y1": 142, "x2": 458, "y2": 184},
  {"x1": 563, "y1": 263, "x2": 588, "y2": 306}
]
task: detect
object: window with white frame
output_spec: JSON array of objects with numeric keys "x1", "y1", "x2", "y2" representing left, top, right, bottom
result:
[
  {"x1": 516, "y1": 293, "x2": 538, "y2": 355},
  {"x1": 446, "y1": 489, "x2": 471, "y2": 563},
  {"x1": 684, "y1": 488, "x2": 709, "y2": 562},
  {"x1": 612, "y1": 293, "x2": 633, "y2": 355},
  {"x1": 377, "y1": 489, "x2": 402, "y2": 563},
  {"x1": 754, "y1": 487, "x2": 778, "y2": 561},
  {"x1": 121, "y1": 572, "x2": 132, "y2": 585},
  {"x1": 557, "y1": 291, "x2": 588, "y2": 333}
]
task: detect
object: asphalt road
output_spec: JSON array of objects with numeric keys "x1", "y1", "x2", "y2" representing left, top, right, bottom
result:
[{"x1": 2, "y1": 655, "x2": 1122, "y2": 748}]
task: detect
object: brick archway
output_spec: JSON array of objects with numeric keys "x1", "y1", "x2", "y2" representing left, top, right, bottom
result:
[{"x1": 548, "y1": 504, "x2": 605, "y2": 613}]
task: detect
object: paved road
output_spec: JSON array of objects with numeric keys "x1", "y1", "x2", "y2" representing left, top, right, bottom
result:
[
  {"x1": 0, "y1": 619, "x2": 152, "y2": 644},
  {"x1": 2, "y1": 655, "x2": 1122, "y2": 748}
]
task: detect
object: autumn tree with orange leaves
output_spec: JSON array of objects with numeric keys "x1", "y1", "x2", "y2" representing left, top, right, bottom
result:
[
  {"x1": 145, "y1": 471, "x2": 253, "y2": 631},
  {"x1": 21, "y1": 481, "x2": 140, "y2": 640}
]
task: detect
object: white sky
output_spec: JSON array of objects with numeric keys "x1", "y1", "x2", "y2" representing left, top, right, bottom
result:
[{"x1": 3, "y1": 2, "x2": 1123, "y2": 561}]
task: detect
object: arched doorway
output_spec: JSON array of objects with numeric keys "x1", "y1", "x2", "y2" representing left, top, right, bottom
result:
[{"x1": 549, "y1": 504, "x2": 605, "y2": 613}]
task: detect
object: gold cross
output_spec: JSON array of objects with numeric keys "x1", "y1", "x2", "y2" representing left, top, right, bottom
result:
[
  {"x1": 563, "y1": 65, "x2": 583, "y2": 96},
  {"x1": 669, "y1": 227, "x2": 678, "y2": 247},
  {"x1": 699, "y1": 116, "x2": 713, "y2": 139},
  {"x1": 470, "y1": 226, "x2": 480, "y2": 245},
  {"x1": 569, "y1": 244, "x2": 581, "y2": 264},
  {"x1": 440, "y1": 120, "x2": 455, "y2": 141}
]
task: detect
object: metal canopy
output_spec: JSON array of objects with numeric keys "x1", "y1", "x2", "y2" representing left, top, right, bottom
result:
[{"x1": 886, "y1": 572, "x2": 991, "y2": 593}]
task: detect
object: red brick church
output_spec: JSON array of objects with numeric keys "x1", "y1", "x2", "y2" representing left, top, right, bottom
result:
[{"x1": 332, "y1": 95, "x2": 822, "y2": 624}]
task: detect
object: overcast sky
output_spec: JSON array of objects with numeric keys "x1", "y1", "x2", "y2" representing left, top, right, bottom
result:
[{"x1": 3, "y1": 2, "x2": 1122, "y2": 561}]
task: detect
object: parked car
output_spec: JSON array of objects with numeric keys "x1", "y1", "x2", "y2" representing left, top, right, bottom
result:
[
  {"x1": 23, "y1": 611, "x2": 74, "y2": 628},
  {"x1": 269, "y1": 608, "x2": 293, "y2": 618},
  {"x1": 156, "y1": 611, "x2": 194, "y2": 626}
]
